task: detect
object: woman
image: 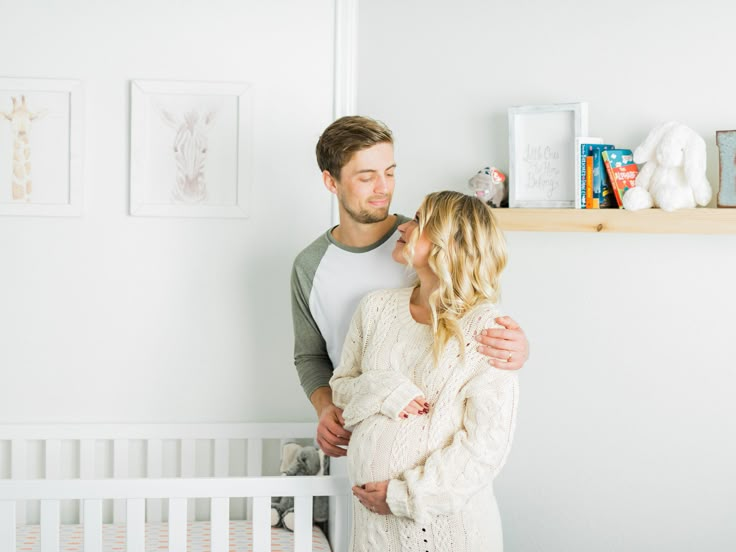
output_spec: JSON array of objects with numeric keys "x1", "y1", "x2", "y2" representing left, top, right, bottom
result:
[{"x1": 329, "y1": 190, "x2": 518, "y2": 552}]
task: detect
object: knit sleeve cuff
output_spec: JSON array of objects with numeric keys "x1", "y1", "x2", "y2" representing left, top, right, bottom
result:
[
  {"x1": 380, "y1": 380, "x2": 424, "y2": 420},
  {"x1": 386, "y1": 479, "x2": 411, "y2": 518}
]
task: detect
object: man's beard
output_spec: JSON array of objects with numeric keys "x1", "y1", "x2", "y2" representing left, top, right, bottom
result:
[{"x1": 340, "y1": 194, "x2": 391, "y2": 224}]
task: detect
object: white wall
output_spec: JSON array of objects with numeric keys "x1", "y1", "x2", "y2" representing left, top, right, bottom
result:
[
  {"x1": 0, "y1": 0, "x2": 336, "y2": 423},
  {"x1": 358, "y1": 1, "x2": 736, "y2": 550},
  {"x1": 1, "y1": 1, "x2": 734, "y2": 548}
]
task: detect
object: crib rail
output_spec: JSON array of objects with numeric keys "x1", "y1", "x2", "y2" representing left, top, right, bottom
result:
[
  {"x1": 1, "y1": 423, "x2": 317, "y2": 519},
  {"x1": 0, "y1": 475, "x2": 349, "y2": 552},
  {"x1": 0, "y1": 423, "x2": 351, "y2": 552},
  {"x1": 0, "y1": 423, "x2": 319, "y2": 440}
]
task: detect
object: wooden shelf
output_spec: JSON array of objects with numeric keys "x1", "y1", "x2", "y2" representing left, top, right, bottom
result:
[{"x1": 491, "y1": 208, "x2": 736, "y2": 234}]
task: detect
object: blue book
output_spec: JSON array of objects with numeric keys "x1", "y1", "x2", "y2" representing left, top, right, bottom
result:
[
  {"x1": 577, "y1": 141, "x2": 602, "y2": 209},
  {"x1": 589, "y1": 144, "x2": 615, "y2": 208}
]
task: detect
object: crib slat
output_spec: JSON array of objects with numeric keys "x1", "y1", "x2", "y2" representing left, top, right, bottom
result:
[
  {"x1": 127, "y1": 498, "x2": 145, "y2": 552},
  {"x1": 113, "y1": 439, "x2": 128, "y2": 523},
  {"x1": 0, "y1": 501, "x2": 16, "y2": 552},
  {"x1": 114, "y1": 439, "x2": 129, "y2": 477},
  {"x1": 331, "y1": 493, "x2": 351, "y2": 552},
  {"x1": 80, "y1": 439, "x2": 95, "y2": 478},
  {"x1": 247, "y1": 438, "x2": 263, "y2": 476},
  {"x1": 211, "y1": 497, "x2": 229, "y2": 552},
  {"x1": 11, "y1": 440, "x2": 26, "y2": 478},
  {"x1": 44, "y1": 439, "x2": 61, "y2": 479},
  {"x1": 43, "y1": 439, "x2": 62, "y2": 549},
  {"x1": 40, "y1": 499, "x2": 60, "y2": 552},
  {"x1": 168, "y1": 497, "x2": 187, "y2": 552},
  {"x1": 294, "y1": 495, "x2": 313, "y2": 552},
  {"x1": 83, "y1": 499, "x2": 102, "y2": 552},
  {"x1": 146, "y1": 439, "x2": 163, "y2": 522},
  {"x1": 252, "y1": 495, "x2": 271, "y2": 552},
  {"x1": 246, "y1": 438, "x2": 262, "y2": 520},
  {"x1": 214, "y1": 439, "x2": 229, "y2": 477},
  {"x1": 11, "y1": 439, "x2": 27, "y2": 525},
  {"x1": 181, "y1": 438, "x2": 196, "y2": 521},
  {"x1": 79, "y1": 439, "x2": 96, "y2": 523},
  {"x1": 181, "y1": 438, "x2": 195, "y2": 476}
]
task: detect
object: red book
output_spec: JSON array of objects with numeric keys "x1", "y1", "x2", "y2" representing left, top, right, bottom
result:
[{"x1": 601, "y1": 150, "x2": 639, "y2": 208}]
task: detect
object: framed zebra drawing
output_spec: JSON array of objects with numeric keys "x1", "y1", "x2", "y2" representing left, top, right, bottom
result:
[{"x1": 130, "y1": 80, "x2": 253, "y2": 218}]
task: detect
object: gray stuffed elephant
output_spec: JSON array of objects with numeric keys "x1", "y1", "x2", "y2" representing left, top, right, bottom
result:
[{"x1": 270, "y1": 444, "x2": 330, "y2": 532}]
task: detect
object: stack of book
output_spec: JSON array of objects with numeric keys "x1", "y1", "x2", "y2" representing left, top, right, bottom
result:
[{"x1": 574, "y1": 137, "x2": 640, "y2": 209}]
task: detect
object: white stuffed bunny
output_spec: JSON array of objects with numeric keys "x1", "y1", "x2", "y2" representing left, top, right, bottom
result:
[{"x1": 623, "y1": 122, "x2": 712, "y2": 211}]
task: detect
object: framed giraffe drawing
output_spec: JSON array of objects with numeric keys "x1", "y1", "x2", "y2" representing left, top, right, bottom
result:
[
  {"x1": 0, "y1": 78, "x2": 83, "y2": 216},
  {"x1": 130, "y1": 80, "x2": 253, "y2": 218}
]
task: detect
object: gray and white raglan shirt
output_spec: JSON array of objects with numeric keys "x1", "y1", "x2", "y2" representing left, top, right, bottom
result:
[{"x1": 291, "y1": 215, "x2": 414, "y2": 399}]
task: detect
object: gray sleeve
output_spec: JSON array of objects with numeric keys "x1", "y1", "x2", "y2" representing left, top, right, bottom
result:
[{"x1": 291, "y1": 254, "x2": 334, "y2": 400}]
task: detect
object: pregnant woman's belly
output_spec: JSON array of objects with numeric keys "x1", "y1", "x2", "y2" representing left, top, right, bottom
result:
[{"x1": 347, "y1": 412, "x2": 433, "y2": 487}]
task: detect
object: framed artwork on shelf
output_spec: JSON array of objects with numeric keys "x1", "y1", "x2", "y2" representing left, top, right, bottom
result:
[
  {"x1": 716, "y1": 130, "x2": 736, "y2": 208},
  {"x1": 0, "y1": 77, "x2": 84, "y2": 216},
  {"x1": 130, "y1": 80, "x2": 253, "y2": 218},
  {"x1": 508, "y1": 102, "x2": 588, "y2": 208}
]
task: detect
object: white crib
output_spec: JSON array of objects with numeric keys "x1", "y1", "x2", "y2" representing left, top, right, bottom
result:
[{"x1": 0, "y1": 423, "x2": 351, "y2": 552}]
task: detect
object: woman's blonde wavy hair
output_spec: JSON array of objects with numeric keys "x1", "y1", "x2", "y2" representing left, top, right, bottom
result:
[{"x1": 403, "y1": 190, "x2": 507, "y2": 364}]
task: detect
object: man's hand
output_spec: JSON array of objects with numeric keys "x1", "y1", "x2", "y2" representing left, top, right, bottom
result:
[
  {"x1": 353, "y1": 481, "x2": 390, "y2": 515},
  {"x1": 317, "y1": 403, "x2": 351, "y2": 457},
  {"x1": 475, "y1": 315, "x2": 529, "y2": 370}
]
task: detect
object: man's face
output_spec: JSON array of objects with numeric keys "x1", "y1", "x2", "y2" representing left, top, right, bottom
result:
[{"x1": 333, "y1": 142, "x2": 395, "y2": 224}]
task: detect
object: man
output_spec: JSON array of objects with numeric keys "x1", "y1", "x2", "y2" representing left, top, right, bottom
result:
[{"x1": 291, "y1": 116, "x2": 529, "y2": 457}]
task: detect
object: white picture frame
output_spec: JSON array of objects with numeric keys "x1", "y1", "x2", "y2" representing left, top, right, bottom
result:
[
  {"x1": 508, "y1": 102, "x2": 588, "y2": 208},
  {"x1": 130, "y1": 80, "x2": 253, "y2": 218},
  {"x1": 0, "y1": 77, "x2": 84, "y2": 217}
]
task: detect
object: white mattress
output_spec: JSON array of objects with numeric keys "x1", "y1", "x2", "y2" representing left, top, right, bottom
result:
[{"x1": 16, "y1": 520, "x2": 331, "y2": 551}]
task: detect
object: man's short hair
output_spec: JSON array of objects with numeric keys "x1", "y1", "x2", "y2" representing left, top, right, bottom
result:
[{"x1": 316, "y1": 116, "x2": 393, "y2": 180}]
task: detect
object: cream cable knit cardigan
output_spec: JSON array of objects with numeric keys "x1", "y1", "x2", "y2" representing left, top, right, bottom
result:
[{"x1": 330, "y1": 287, "x2": 518, "y2": 552}]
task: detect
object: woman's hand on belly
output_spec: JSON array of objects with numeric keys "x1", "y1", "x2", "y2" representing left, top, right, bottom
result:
[
  {"x1": 400, "y1": 395, "x2": 430, "y2": 419},
  {"x1": 353, "y1": 481, "x2": 390, "y2": 515}
]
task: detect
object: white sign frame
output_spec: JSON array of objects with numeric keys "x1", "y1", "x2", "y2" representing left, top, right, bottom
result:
[
  {"x1": 0, "y1": 77, "x2": 84, "y2": 217},
  {"x1": 508, "y1": 102, "x2": 588, "y2": 208},
  {"x1": 130, "y1": 79, "x2": 253, "y2": 218}
]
